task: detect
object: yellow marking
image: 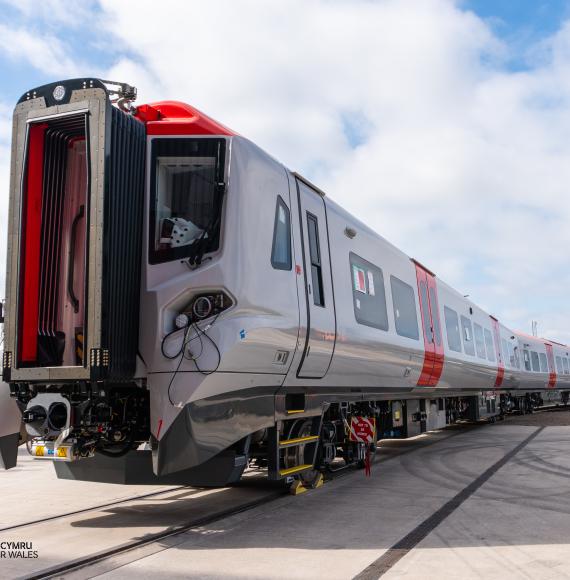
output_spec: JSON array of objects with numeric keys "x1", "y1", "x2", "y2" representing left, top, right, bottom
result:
[
  {"x1": 76, "y1": 334, "x2": 84, "y2": 344},
  {"x1": 279, "y1": 464, "x2": 313, "y2": 476},
  {"x1": 286, "y1": 409, "x2": 305, "y2": 414},
  {"x1": 56, "y1": 447, "x2": 68, "y2": 458},
  {"x1": 76, "y1": 347, "x2": 83, "y2": 358},
  {"x1": 35, "y1": 446, "x2": 45, "y2": 457},
  {"x1": 279, "y1": 435, "x2": 319, "y2": 447}
]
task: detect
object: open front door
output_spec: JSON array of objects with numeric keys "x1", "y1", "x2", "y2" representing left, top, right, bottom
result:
[
  {"x1": 296, "y1": 177, "x2": 336, "y2": 379},
  {"x1": 414, "y1": 261, "x2": 443, "y2": 386}
]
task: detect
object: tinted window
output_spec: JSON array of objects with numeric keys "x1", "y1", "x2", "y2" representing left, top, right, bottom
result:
[
  {"x1": 564, "y1": 358, "x2": 569, "y2": 375},
  {"x1": 444, "y1": 307, "x2": 462, "y2": 352},
  {"x1": 428, "y1": 287, "x2": 441, "y2": 346},
  {"x1": 484, "y1": 329, "x2": 495, "y2": 362},
  {"x1": 460, "y1": 316, "x2": 475, "y2": 356},
  {"x1": 420, "y1": 283, "x2": 433, "y2": 343},
  {"x1": 523, "y1": 349, "x2": 531, "y2": 371},
  {"x1": 306, "y1": 213, "x2": 324, "y2": 306},
  {"x1": 350, "y1": 253, "x2": 388, "y2": 331},
  {"x1": 509, "y1": 344, "x2": 521, "y2": 369},
  {"x1": 390, "y1": 276, "x2": 419, "y2": 340},
  {"x1": 531, "y1": 351, "x2": 540, "y2": 372},
  {"x1": 539, "y1": 352, "x2": 548, "y2": 373},
  {"x1": 556, "y1": 356, "x2": 563, "y2": 373},
  {"x1": 271, "y1": 196, "x2": 292, "y2": 270},
  {"x1": 150, "y1": 138, "x2": 225, "y2": 264},
  {"x1": 501, "y1": 339, "x2": 510, "y2": 368},
  {"x1": 473, "y1": 323, "x2": 486, "y2": 359}
]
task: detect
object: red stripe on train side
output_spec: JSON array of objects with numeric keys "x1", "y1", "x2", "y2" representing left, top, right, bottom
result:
[
  {"x1": 545, "y1": 343, "x2": 557, "y2": 388},
  {"x1": 18, "y1": 123, "x2": 46, "y2": 363},
  {"x1": 490, "y1": 317, "x2": 504, "y2": 388},
  {"x1": 414, "y1": 261, "x2": 444, "y2": 387}
]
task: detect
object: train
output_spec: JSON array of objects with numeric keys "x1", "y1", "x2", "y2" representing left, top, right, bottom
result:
[{"x1": 0, "y1": 78, "x2": 568, "y2": 488}]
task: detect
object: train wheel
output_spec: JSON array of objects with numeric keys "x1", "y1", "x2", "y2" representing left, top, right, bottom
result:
[{"x1": 284, "y1": 419, "x2": 322, "y2": 488}]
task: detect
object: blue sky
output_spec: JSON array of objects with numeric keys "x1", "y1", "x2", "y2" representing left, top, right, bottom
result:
[{"x1": 1, "y1": 0, "x2": 570, "y2": 342}]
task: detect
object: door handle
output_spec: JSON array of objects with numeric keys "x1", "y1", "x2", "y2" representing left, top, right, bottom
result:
[{"x1": 67, "y1": 204, "x2": 85, "y2": 314}]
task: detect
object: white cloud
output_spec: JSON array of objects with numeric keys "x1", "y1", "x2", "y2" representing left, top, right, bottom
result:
[
  {"x1": 2, "y1": 0, "x2": 570, "y2": 342},
  {"x1": 0, "y1": 24, "x2": 81, "y2": 77}
]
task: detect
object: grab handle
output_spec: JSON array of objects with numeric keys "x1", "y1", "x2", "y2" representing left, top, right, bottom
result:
[{"x1": 67, "y1": 205, "x2": 85, "y2": 314}]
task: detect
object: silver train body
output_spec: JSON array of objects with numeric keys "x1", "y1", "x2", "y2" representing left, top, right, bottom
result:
[{"x1": 1, "y1": 78, "x2": 568, "y2": 485}]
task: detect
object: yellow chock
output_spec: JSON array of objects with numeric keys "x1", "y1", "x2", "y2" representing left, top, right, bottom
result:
[
  {"x1": 290, "y1": 480, "x2": 309, "y2": 495},
  {"x1": 289, "y1": 472, "x2": 324, "y2": 495}
]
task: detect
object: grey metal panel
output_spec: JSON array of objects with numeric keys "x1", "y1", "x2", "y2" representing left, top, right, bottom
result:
[{"x1": 296, "y1": 178, "x2": 336, "y2": 378}]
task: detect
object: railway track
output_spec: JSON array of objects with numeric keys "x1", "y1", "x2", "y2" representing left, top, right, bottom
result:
[
  {"x1": 0, "y1": 485, "x2": 189, "y2": 533},
  {"x1": 11, "y1": 424, "x2": 481, "y2": 580}
]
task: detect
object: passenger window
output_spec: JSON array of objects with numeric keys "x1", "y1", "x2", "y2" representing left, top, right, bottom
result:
[
  {"x1": 306, "y1": 213, "x2": 324, "y2": 306},
  {"x1": 390, "y1": 276, "x2": 419, "y2": 340},
  {"x1": 564, "y1": 358, "x2": 569, "y2": 375},
  {"x1": 531, "y1": 351, "x2": 540, "y2": 372},
  {"x1": 539, "y1": 352, "x2": 548, "y2": 373},
  {"x1": 350, "y1": 253, "x2": 388, "y2": 331},
  {"x1": 444, "y1": 306, "x2": 462, "y2": 353},
  {"x1": 556, "y1": 356, "x2": 563, "y2": 373},
  {"x1": 501, "y1": 339, "x2": 510, "y2": 368},
  {"x1": 508, "y1": 343, "x2": 516, "y2": 368},
  {"x1": 428, "y1": 287, "x2": 441, "y2": 346},
  {"x1": 483, "y1": 329, "x2": 495, "y2": 362},
  {"x1": 460, "y1": 316, "x2": 475, "y2": 356},
  {"x1": 523, "y1": 349, "x2": 531, "y2": 371},
  {"x1": 271, "y1": 196, "x2": 292, "y2": 270},
  {"x1": 512, "y1": 345, "x2": 520, "y2": 369},
  {"x1": 473, "y1": 323, "x2": 486, "y2": 359}
]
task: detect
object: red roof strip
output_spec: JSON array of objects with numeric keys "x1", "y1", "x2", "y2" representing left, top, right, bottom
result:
[{"x1": 135, "y1": 101, "x2": 237, "y2": 136}]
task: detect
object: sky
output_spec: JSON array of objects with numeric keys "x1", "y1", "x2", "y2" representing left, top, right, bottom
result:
[{"x1": 1, "y1": 0, "x2": 570, "y2": 342}]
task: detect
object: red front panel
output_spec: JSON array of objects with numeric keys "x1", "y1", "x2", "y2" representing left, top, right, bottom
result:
[
  {"x1": 18, "y1": 123, "x2": 46, "y2": 363},
  {"x1": 490, "y1": 317, "x2": 504, "y2": 388},
  {"x1": 415, "y1": 264, "x2": 444, "y2": 387},
  {"x1": 545, "y1": 343, "x2": 557, "y2": 388}
]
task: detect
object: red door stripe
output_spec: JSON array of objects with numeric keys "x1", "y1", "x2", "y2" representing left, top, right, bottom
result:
[
  {"x1": 414, "y1": 262, "x2": 444, "y2": 387},
  {"x1": 490, "y1": 317, "x2": 504, "y2": 388},
  {"x1": 18, "y1": 123, "x2": 46, "y2": 363}
]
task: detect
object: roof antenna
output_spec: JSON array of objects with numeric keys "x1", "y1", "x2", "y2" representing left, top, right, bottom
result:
[{"x1": 100, "y1": 80, "x2": 138, "y2": 113}]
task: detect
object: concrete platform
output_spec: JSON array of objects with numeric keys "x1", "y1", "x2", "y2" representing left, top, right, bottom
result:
[{"x1": 1, "y1": 415, "x2": 570, "y2": 579}]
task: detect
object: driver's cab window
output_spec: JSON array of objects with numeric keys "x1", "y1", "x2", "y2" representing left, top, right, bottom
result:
[{"x1": 149, "y1": 138, "x2": 225, "y2": 264}]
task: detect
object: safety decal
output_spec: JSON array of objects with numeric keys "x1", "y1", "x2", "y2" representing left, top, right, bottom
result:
[
  {"x1": 353, "y1": 265, "x2": 366, "y2": 293},
  {"x1": 348, "y1": 416, "x2": 376, "y2": 444}
]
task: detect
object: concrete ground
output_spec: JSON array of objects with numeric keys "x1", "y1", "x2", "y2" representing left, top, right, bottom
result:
[{"x1": 1, "y1": 412, "x2": 570, "y2": 579}]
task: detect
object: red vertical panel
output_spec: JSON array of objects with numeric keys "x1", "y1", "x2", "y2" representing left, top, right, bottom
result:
[
  {"x1": 415, "y1": 266, "x2": 435, "y2": 386},
  {"x1": 490, "y1": 317, "x2": 504, "y2": 388},
  {"x1": 426, "y1": 276, "x2": 444, "y2": 386},
  {"x1": 545, "y1": 344, "x2": 556, "y2": 388},
  {"x1": 414, "y1": 263, "x2": 444, "y2": 387},
  {"x1": 18, "y1": 123, "x2": 46, "y2": 363}
]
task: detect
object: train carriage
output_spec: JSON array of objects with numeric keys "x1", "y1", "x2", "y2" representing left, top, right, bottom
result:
[{"x1": 0, "y1": 78, "x2": 569, "y2": 486}]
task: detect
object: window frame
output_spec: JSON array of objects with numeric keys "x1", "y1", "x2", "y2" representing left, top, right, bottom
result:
[
  {"x1": 483, "y1": 329, "x2": 495, "y2": 362},
  {"x1": 473, "y1": 322, "x2": 486, "y2": 359},
  {"x1": 444, "y1": 306, "x2": 462, "y2": 353},
  {"x1": 349, "y1": 252, "x2": 389, "y2": 331},
  {"x1": 270, "y1": 195, "x2": 292, "y2": 271},
  {"x1": 460, "y1": 315, "x2": 475, "y2": 356},
  {"x1": 148, "y1": 137, "x2": 226, "y2": 265},
  {"x1": 306, "y1": 212, "x2": 324, "y2": 307},
  {"x1": 390, "y1": 275, "x2": 420, "y2": 340}
]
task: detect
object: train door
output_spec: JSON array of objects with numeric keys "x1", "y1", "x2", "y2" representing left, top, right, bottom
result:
[
  {"x1": 490, "y1": 317, "x2": 504, "y2": 388},
  {"x1": 296, "y1": 177, "x2": 336, "y2": 378},
  {"x1": 545, "y1": 343, "x2": 557, "y2": 388},
  {"x1": 413, "y1": 261, "x2": 444, "y2": 386}
]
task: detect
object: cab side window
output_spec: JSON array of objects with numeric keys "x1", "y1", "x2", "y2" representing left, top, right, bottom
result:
[{"x1": 270, "y1": 196, "x2": 292, "y2": 270}]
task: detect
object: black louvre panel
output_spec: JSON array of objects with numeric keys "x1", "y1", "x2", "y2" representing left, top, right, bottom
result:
[{"x1": 100, "y1": 106, "x2": 146, "y2": 379}]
